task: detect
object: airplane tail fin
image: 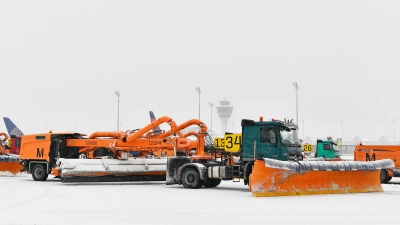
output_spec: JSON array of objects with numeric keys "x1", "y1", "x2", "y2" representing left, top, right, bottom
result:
[
  {"x1": 3, "y1": 117, "x2": 24, "y2": 136},
  {"x1": 149, "y1": 111, "x2": 162, "y2": 135}
]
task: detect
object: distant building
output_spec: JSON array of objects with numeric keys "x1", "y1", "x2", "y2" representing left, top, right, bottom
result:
[{"x1": 216, "y1": 99, "x2": 233, "y2": 134}]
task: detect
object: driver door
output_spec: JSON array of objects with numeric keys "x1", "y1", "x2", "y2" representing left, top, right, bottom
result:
[{"x1": 258, "y1": 126, "x2": 279, "y2": 159}]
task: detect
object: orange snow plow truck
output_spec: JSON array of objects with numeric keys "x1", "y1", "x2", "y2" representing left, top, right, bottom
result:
[
  {"x1": 18, "y1": 116, "x2": 211, "y2": 182},
  {"x1": 354, "y1": 144, "x2": 400, "y2": 183},
  {"x1": 167, "y1": 118, "x2": 395, "y2": 197},
  {"x1": 0, "y1": 132, "x2": 23, "y2": 175}
]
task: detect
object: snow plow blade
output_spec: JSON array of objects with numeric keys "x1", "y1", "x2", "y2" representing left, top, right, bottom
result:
[
  {"x1": 0, "y1": 155, "x2": 23, "y2": 176},
  {"x1": 59, "y1": 158, "x2": 168, "y2": 183},
  {"x1": 249, "y1": 158, "x2": 395, "y2": 197}
]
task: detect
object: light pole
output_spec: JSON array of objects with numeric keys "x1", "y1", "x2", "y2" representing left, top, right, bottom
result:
[
  {"x1": 195, "y1": 87, "x2": 201, "y2": 120},
  {"x1": 208, "y1": 102, "x2": 214, "y2": 135},
  {"x1": 293, "y1": 82, "x2": 299, "y2": 125},
  {"x1": 115, "y1": 91, "x2": 120, "y2": 131},
  {"x1": 340, "y1": 120, "x2": 343, "y2": 155},
  {"x1": 302, "y1": 120, "x2": 304, "y2": 141},
  {"x1": 341, "y1": 120, "x2": 343, "y2": 141}
]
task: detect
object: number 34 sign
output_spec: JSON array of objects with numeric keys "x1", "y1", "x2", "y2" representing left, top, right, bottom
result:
[
  {"x1": 214, "y1": 134, "x2": 242, "y2": 153},
  {"x1": 224, "y1": 134, "x2": 242, "y2": 152}
]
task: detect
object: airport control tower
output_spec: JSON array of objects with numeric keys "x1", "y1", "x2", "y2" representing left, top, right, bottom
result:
[{"x1": 216, "y1": 99, "x2": 233, "y2": 134}]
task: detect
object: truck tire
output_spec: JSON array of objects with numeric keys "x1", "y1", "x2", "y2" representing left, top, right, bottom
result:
[
  {"x1": 32, "y1": 164, "x2": 48, "y2": 181},
  {"x1": 202, "y1": 179, "x2": 221, "y2": 188},
  {"x1": 380, "y1": 169, "x2": 391, "y2": 183},
  {"x1": 181, "y1": 168, "x2": 202, "y2": 189},
  {"x1": 243, "y1": 162, "x2": 253, "y2": 186}
]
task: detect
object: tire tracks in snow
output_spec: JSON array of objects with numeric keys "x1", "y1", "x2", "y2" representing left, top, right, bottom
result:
[{"x1": 0, "y1": 178, "x2": 51, "y2": 210}]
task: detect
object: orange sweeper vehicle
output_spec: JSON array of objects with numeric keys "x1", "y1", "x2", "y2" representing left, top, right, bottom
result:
[
  {"x1": 354, "y1": 144, "x2": 400, "y2": 183},
  {"x1": 166, "y1": 117, "x2": 395, "y2": 197},
  {"x1": 18, "y1": 116, "x2": 211, "y2": 183}
]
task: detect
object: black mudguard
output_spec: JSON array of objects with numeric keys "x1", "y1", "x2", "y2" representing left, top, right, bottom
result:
[{"x1": 166, "y1": 157, "x2": 192, "y2": 185}]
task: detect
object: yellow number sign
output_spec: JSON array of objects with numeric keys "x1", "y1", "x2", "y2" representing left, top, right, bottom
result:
[
  {"x1": 214, "y1": 138, "x2": 224, "y2": 149},
  {"x1": 224, "y1": 134, "x2": 242, "y2": 153},
  {"x1": 303, "y1": 144, "x2": 312, "y2": 153}
]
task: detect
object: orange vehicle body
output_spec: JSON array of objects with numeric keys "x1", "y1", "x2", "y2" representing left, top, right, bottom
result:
[
  {"x1": 19, "y1": 116, "x2": 186, "y2": 159},
  {"x1": 0, "y1": 132, "x2": 23, "y2": 175},
  {"x1": 354, "y1": 144, "x2": 400, "y2": 183},
  {"x1": 19, "y1": 116, "x2": 211, "y2": 182}
]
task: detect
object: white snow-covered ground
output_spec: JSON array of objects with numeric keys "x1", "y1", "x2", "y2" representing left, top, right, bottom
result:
[{"x1": 1, "y1": 174, "x2": 400, "y2": 225}]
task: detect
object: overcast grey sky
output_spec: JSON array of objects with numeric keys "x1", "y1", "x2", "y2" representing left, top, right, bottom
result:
[{"x1": 1, "y1": 0, "x2": 400, "y2": 140}]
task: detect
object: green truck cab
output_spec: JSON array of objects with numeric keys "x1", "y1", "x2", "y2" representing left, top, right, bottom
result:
[
  {"x1": 315, "y1": 137, "x2": 340, "y2": 159},
  {"x1": 240, "y1": 118, "x2": 303, "y2": 161}
]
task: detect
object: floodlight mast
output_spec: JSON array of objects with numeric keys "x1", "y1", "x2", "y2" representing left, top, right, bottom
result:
[
  {"x1": 293, "y1": 82, "x2": 299, "y2": 125},
  {"x1": 115, "y1": 91, "x2": 120, "y2": 131},
  {"x1": 209, "y1": 102, "x2": 214, "y2": 134},
  {"x1": 195, "y1": 87, "x2": 201, "y2": 120}
]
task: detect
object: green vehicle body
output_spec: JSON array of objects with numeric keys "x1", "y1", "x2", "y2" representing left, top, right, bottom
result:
[
  {"x1": 314, "y1": 138, "x2": 340, "y2": 159},
  {"x1": 240, "y1": 119, "x2": 303, "y2": 161}
]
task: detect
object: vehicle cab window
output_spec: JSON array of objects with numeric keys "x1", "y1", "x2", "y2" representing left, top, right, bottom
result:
[
  {"x1": 280, "y1": 126, "x2": 300, "y2": 146},
  {"x1": 260, "y1": 127, "x2": 276, "y2": 144}
]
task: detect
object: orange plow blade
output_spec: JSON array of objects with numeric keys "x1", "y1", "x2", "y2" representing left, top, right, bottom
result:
[
  {"x1": 0, "y1": 155, "x2": 23, "y2": 176},
  {"x1": 249, "y1": 158, "x2": 394, "y2": 197}
]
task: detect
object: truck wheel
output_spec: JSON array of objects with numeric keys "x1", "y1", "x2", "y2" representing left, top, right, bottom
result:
[
  {"x1": 32, "y1": 164, "x2": 48, "y2": 181},
  {"x1": 202, "y1": 179, "x2": 221, "y2": 188},
  {"x1": 181, "y1": 168, "x2": 202, "y2": 189},
  {"x1": 380, "y1": 169, "x2": 390, "y2": 183},
  {"x1": 243, "y1": 162, "x2": 253, "y2": 186}
]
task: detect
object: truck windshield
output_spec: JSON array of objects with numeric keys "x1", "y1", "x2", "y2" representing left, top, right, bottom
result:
[
  {"x1": 332, "y1": 144, "x2": 339, "y2": 152},
  {"x1": 280, "y1": 127, "x2": 300, "y2": 146}
]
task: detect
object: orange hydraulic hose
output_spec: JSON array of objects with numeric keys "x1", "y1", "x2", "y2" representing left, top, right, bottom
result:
[
  {"x1": 78, "y1": 147, "x2": 97, "y2": 153},
  {"x1": 88, "y1": 131, "x2": 126, "y2": 139},
  {"x1": 125, "y1": 116, "x2": 177, "y2": 143},
  {"x1": 183, "y1": 131, "x2": 198, "y2": 138},
  {"x1": 195, "y1": 133, "x2": 207, "y2": 156},
  {"x1": 156, "y1": 119, "x2": 208, "y2": 138}
]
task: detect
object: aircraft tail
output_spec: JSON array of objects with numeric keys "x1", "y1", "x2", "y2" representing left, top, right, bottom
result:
[
  {"x1": 3, "y1": 117, "x2": 24, "y2": 136},
  {"x1": 149, "y1": 111, "x2": 162, "y2": 135}
]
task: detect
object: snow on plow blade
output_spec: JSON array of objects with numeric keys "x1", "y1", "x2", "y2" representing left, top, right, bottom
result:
[
  {"x1": 59, "y1": 158, "x2": 168, "y2": 183},
  {"x1": 249, "y1": 158, "x2": 395, "y2": 197},
  {"x1": 0, "y1": 155, "x2": 23, "y2": 176}
]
